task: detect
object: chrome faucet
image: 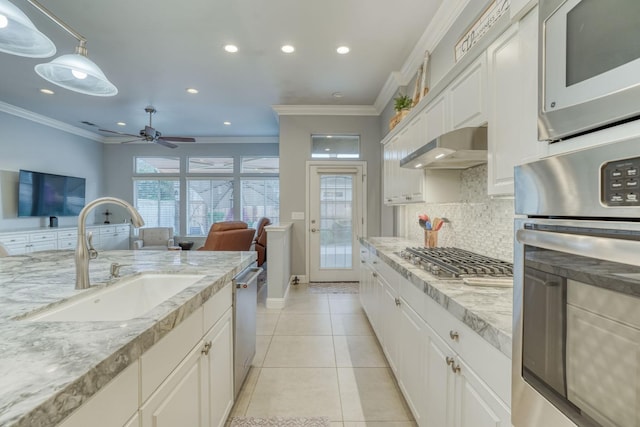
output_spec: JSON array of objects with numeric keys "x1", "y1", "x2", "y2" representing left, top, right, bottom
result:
[{"x1": 75, "y1": 197, "x2": 144, "y2": 290}]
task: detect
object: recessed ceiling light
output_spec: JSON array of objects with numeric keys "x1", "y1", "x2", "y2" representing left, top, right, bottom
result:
[
  {"x1": 117, "y1": 122, "x2": 126, "y2": 126},
  {"x1": 0, "y1": 15, "x2": 8, "y2": 29},
  {"x1": 224, "y1": 44, "x2": 238, "y2": 53},
  {"x1": 223, "y1": 121, "x2": 231, "y2": 126},
  {"x1": 39, "y1": 88, "x2": 54, "y2": 95},
  {"x1": 325, "y1": 148, "x2": 331, "y2": 151},
  {"x1": 281, "y1": 45, "x2": 295, "y2": 54},
  {"x1": 326, "y1": 135, "x2": 333, "y2": 138},
  {"x1": 336, "y1": 46, "x2": 350, "y2": 54},
  {"x1": 186, "y1": 88, "x2": 199, "y2": 94},
  {"x1": 332, "y1": 92, "x2": 343, "y2": 98}
]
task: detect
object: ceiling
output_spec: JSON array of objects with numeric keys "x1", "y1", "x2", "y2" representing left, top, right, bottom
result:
[{"x1": 0, "y1": 0, "x2": 444, "y2": 140}]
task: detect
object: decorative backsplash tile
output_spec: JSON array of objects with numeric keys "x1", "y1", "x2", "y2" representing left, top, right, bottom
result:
[{"x1": 399, "y1": 164, "x2": 515, "y2": 262}]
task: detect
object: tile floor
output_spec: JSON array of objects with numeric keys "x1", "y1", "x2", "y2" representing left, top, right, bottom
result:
[{"x1": 227, "y1": 283, "x2": 416, "y2": 427}]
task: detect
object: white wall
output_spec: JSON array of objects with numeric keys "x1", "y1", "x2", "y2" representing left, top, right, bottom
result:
[
  {"x1": 278, "y1": 115, "x2": 387, "y2": 276},
  {"x1": 0, "y1": 112, "x2": 104, "y2": 230}
]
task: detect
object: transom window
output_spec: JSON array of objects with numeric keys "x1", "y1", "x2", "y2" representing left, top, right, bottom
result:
[
  {"x1": 135, "y1": 157, "x2": 180, "y2": 174},
  {"x1": 188, "y1": 157, "x2": 234, "y2": 174},
  {"x1": 241, "y1": 157, "x2": 279, "y2": 174},
  {"x1": 311, "y1": 135, "x2": 360, "y2": 159}
]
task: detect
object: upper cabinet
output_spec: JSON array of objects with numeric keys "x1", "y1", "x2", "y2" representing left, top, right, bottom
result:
[
  {"x1": 487, "y1": 6, "x2": 546, "y2": 196},
  {"x1": 382, "y1": 54, "x2": 487, "y2": 205},
  {"x1": 448, "y1": 55, "x2": 487, "y2": 130}
]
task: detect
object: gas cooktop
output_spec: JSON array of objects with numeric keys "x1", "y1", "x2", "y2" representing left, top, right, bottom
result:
[{"x1": 399, "y1": 247, "x2": 513, "y2": 279}]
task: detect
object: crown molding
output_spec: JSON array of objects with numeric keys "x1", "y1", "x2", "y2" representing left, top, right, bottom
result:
[
  {"x1": 374, "y1": 0, "x2": 471, "y2": 114},
  {"x1": 272, "y1": 105, "x2": 378, "y2": 116},
  {"x1": 102, "y1": 136, "x2": 279, "y2": 144},
  {"x1": 0, "y1": 101, "x2": 104, "y2": 142}
]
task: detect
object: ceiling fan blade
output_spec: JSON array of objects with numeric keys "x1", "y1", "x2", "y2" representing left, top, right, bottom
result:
[
  {"x1": 160, "y1": 136, "x2": 196, "y2": 142},
  {"x1": 120, "y1": 138, "x2": 143, "y2": 144},
  {"x1": 155, "y1": 139, "x2": 178, "y2": 149},
  {"x1": 99, "y1": 129, "x2": 140, "y2": 138}
]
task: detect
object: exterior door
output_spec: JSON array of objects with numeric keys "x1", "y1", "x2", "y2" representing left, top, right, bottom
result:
[{"x1": 308, "y1": 163, "x2": 365, "y2": 282}]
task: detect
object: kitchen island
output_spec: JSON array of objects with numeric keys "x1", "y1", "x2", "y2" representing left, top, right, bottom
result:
[{"x1": 0, "y1": 249, "x2": 256, "y2": 427}]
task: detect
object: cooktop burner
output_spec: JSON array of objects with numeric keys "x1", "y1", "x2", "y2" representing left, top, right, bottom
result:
[{"x1": 399, "y1": 247, "x2": 513, "y2": 279}]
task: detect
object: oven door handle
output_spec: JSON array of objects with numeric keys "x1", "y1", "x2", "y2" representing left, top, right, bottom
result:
[{"x1": 516, "y1": 229, "x2": 640, "y2": 267}]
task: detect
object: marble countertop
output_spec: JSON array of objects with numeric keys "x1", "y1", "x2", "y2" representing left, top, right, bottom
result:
[
  {"x1": 0, "y1": 249, "x2": 256, "y2": 427},
  {"x1": 361, "y1": 237, "x2": 513, "y2": 358}
]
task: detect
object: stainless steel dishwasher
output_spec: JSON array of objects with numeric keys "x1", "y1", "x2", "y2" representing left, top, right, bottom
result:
[{"x1": 232, "y1": 264, "x2": 262, "y2": 397}]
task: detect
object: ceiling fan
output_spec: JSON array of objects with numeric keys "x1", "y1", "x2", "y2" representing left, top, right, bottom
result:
[{"x1": 99, "y1": 106, "x2": 196, "y2": 148}]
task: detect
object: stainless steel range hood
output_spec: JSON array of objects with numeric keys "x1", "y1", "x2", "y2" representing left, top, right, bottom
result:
[{"x1": 400, "y1": 127, "x2": 488, "y2": 169}]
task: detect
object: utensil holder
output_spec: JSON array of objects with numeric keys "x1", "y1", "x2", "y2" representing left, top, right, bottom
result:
[{"x1": 424, "y1": 230, "x2": 438, "y2": 248}]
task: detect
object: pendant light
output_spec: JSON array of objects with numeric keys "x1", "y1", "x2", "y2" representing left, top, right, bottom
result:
[
  {"x1": 0, "y1": 0, "x2": 55, "y2": 57},
  {"x1": 35, "y1": 40, "x2": 117, "y2": 96},
  {"x1": 27, "y1": 0, "x2": 117, "y2": 96}
]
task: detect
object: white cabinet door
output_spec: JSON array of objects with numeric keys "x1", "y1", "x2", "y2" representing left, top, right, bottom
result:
[
  {"x1": 424, "y1": 94, "x2": 448, "y2": 143},
  {"x1": 424, "y1": 327, "x2": 455, "y2": 427},
  {"x1": 141, "y1": 341, "x2": 207, "y2": 427},
  {"x1": 487, "y1": 8, "x2": 543, "y2": 195},
  {"x1": 398, "y1": 298, "x2": 427, "y2": 426},
  {"x1": 449, "y1": 55, "x2": 487, "y2": 129},
  {"x1": 204, "y1": 308, "x2": 234, "y2": 427},
  {"x1": 380, "y1": 280, "x2": 400, "y2": 375},
  {"x1": 455, "y1": 357, "x2": 511, "y2": 427}
]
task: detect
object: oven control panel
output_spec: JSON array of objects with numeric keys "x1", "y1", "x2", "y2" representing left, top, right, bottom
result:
[{"x1": 602, "y1": 156, "x2": 640, "y2": 206}]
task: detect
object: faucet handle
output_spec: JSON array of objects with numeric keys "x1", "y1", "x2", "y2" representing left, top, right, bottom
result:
[
  {"x1": 110, "y1": 263, "x2": 122, "y2": 278},
  {"x1": 87, "y1": 232, "x2": 99, "y2": 260}
]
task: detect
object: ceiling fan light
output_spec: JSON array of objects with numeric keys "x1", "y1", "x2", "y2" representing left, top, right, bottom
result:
[
  {"x1": 0, "y1": 0, "x2": 56, "y2": 58},
  {"x1": 35, "y1": 49, "x2": 117, "y2": 96}
]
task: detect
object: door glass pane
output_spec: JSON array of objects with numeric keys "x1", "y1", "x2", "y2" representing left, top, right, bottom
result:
[{"x1": 319, "y1": 175, "x2": 353, "y2": 269}]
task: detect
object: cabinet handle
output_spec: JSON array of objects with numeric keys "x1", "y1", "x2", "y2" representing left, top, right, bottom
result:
[
  {"x1": 201, "y1": 341, "x2": 212, "y2": 356},
  {"x1": 446, "y1": 356, "x2": 455, "y2": 366},
  {"x1": 395, "y1": 298, "x2": 401, "y2": 307},
  {"x1": 451, "y1": 363, "x2": 461, "y2": 374},
  {"x1": 372, "y1": 272, "x2": 378, "y2": 278},
  {"x1": 361, "y1": 260, "x2": 365, "y2": 263},
  {"x1": 449, "y1": 331, "x2": 459, "y2": 341}
]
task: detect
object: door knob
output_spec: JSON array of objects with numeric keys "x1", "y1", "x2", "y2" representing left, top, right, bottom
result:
[{"x1": 311, "y1": 228, "x2": 317, "y2": 232}]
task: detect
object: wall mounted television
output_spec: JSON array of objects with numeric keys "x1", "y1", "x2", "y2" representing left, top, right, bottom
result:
[{"x1": 18, "y1": 170, "x2": 86, "y2": 217}]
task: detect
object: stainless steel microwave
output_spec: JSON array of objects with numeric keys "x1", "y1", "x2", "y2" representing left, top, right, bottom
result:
[{"x1": 538, "y1": 0, "x2": 640, "y2": 142}]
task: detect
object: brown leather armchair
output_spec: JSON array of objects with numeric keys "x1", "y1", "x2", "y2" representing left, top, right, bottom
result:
[
  {"x1": 253, "y1": 217, "x2": 271, "y2": 266},
  {"x1": 198, "y1": 221, "x2": 255, "y2": 251}
]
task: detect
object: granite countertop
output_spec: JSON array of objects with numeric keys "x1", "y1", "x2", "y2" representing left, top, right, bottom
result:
[
  {"x1": 0, "y1": 249, "x2": 256, "y2": 427},
  {"x1": 361, "y1": 237, "x2": 513, "y2": 358}
]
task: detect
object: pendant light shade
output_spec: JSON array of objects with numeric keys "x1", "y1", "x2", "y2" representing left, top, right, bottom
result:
[
  {"x1": 0, "y1": 0, "x2": 55, "y2": 57},
  {"x1": 34, "y1": 44, "x2": 117, "y2": 96}
]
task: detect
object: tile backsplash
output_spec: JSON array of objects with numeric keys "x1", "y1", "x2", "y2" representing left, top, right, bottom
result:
[{"x1": 399, "y1": 164, "x2": 515, "y2": 262}]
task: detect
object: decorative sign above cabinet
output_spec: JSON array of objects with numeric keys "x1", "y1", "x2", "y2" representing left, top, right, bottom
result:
[{"x1": 455, "y1": 0, "x2": 510, "y2": 62}]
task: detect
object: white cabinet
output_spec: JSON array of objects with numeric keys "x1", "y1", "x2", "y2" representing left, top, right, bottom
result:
[
  {"x1": 448, "y1": 55, "x2": 487, "y2": 130},
  {"x1": 56, "y1": 282, "x2": 234, "y2": 427},
  {"x1": 424, "y1": 94, "x2": 448, "y2": 143},
  {"x1": 99, "y1": 225, "x2": 130, "y2": 250},
  {"x1": 0, "y1": 231, "x2": 58, "y2": 254},
  {"x1": 359, "y1": 249, "x2": 512, "y2": 427},
  {"x1": 487, "y1": 7, "x2": 545, "y2": 195}
]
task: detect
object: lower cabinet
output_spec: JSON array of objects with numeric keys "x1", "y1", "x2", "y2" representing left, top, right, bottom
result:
[
  {"x1": 140, "y1": 308, "x2": 233, "y2": 427},
  {"x1": 359, "y1": 247, "x2": 511, "y2": 427},
  {"x1": 57, "y1": 283, "x2": 234, "y2": 427}
]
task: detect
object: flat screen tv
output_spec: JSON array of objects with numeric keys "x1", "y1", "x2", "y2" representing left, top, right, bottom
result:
[{"x1": 18, "y1": 170, "x2": 86, "y2": 217}]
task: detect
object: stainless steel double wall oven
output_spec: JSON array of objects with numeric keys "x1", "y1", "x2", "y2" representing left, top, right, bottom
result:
[{"x1": 513, "y1": 138, "x2": 640, "y2": 427}]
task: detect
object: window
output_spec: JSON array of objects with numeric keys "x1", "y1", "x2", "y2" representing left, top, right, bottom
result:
[
  {"x1": 134, "y1": 180, "x2": 180, "y2": 231},
  {"x1": 311, "y1": 135, "x2": 360, "y2": 159},
  {"x1": 135, "y1": 157, "x2": 180, "y2": 174},
  {"x1": 241, "y1": 157, "x2": 279, "y2": 173},
  {"x1": 187, "y1": 179, "x2": 234, "y2": 236},
  {"x1": 188, "y1": 157, "x2": 234, "y2": 174},
  {"x1": 241, "y1": 179, "x2": 280, "y2": 227}
]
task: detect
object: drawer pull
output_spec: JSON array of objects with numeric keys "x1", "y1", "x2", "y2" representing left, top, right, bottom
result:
[
  {"x1": 395, "y1": 298, "x2": 401, "y2": 307},
  {"x1": 451, "y1": 363, "x2": 461, "y2": 374},
  {"x1": 449, "y1": 331, "x2": 459, "y2": 341},
  {"x1": 201, "y1": 341, "x2": 212, "y2": 356},
  {"x1": 446, "y1": 356, "x2": 454, "y2": 366},
  {"x1": 372, "y1": 272, "x2": 378, "y2": 278}
]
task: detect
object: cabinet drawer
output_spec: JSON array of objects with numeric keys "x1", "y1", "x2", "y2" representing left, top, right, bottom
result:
[
  {"x1": 58, "y1": 239, "x2": 76, "y2": 250},
  {"x1": 100, "y1": 226, "x2": 117, "y2": 235},
  {"x1": 0, "y1": 233, "x2": 28, "y2": 245},
  {"x1": 31, "y1": 241, "x2": 57, "y2": 252},
  {"x1": 57, "y1": 361, "x2": 139, "y2": 427},
  {"x1": 57, "y1": 230, "x2": 78, "y2": 240},
  {"x1": 140, "y1": 307, "x2": 204, "y2": 402},
  {"x1": 203, "y1": 282, "x2": 232, "y2": 332},
  {"x1": 115, "y1": 225, "x2": 130, "y2": 234},
  {"x1": 30, "y1": 231, "x2": 57, "y2": 242}
]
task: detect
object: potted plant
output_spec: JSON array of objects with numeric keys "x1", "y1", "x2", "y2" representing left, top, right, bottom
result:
[{"x1": 390, "y1": 93, "x2": 413, "y2": 130}]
